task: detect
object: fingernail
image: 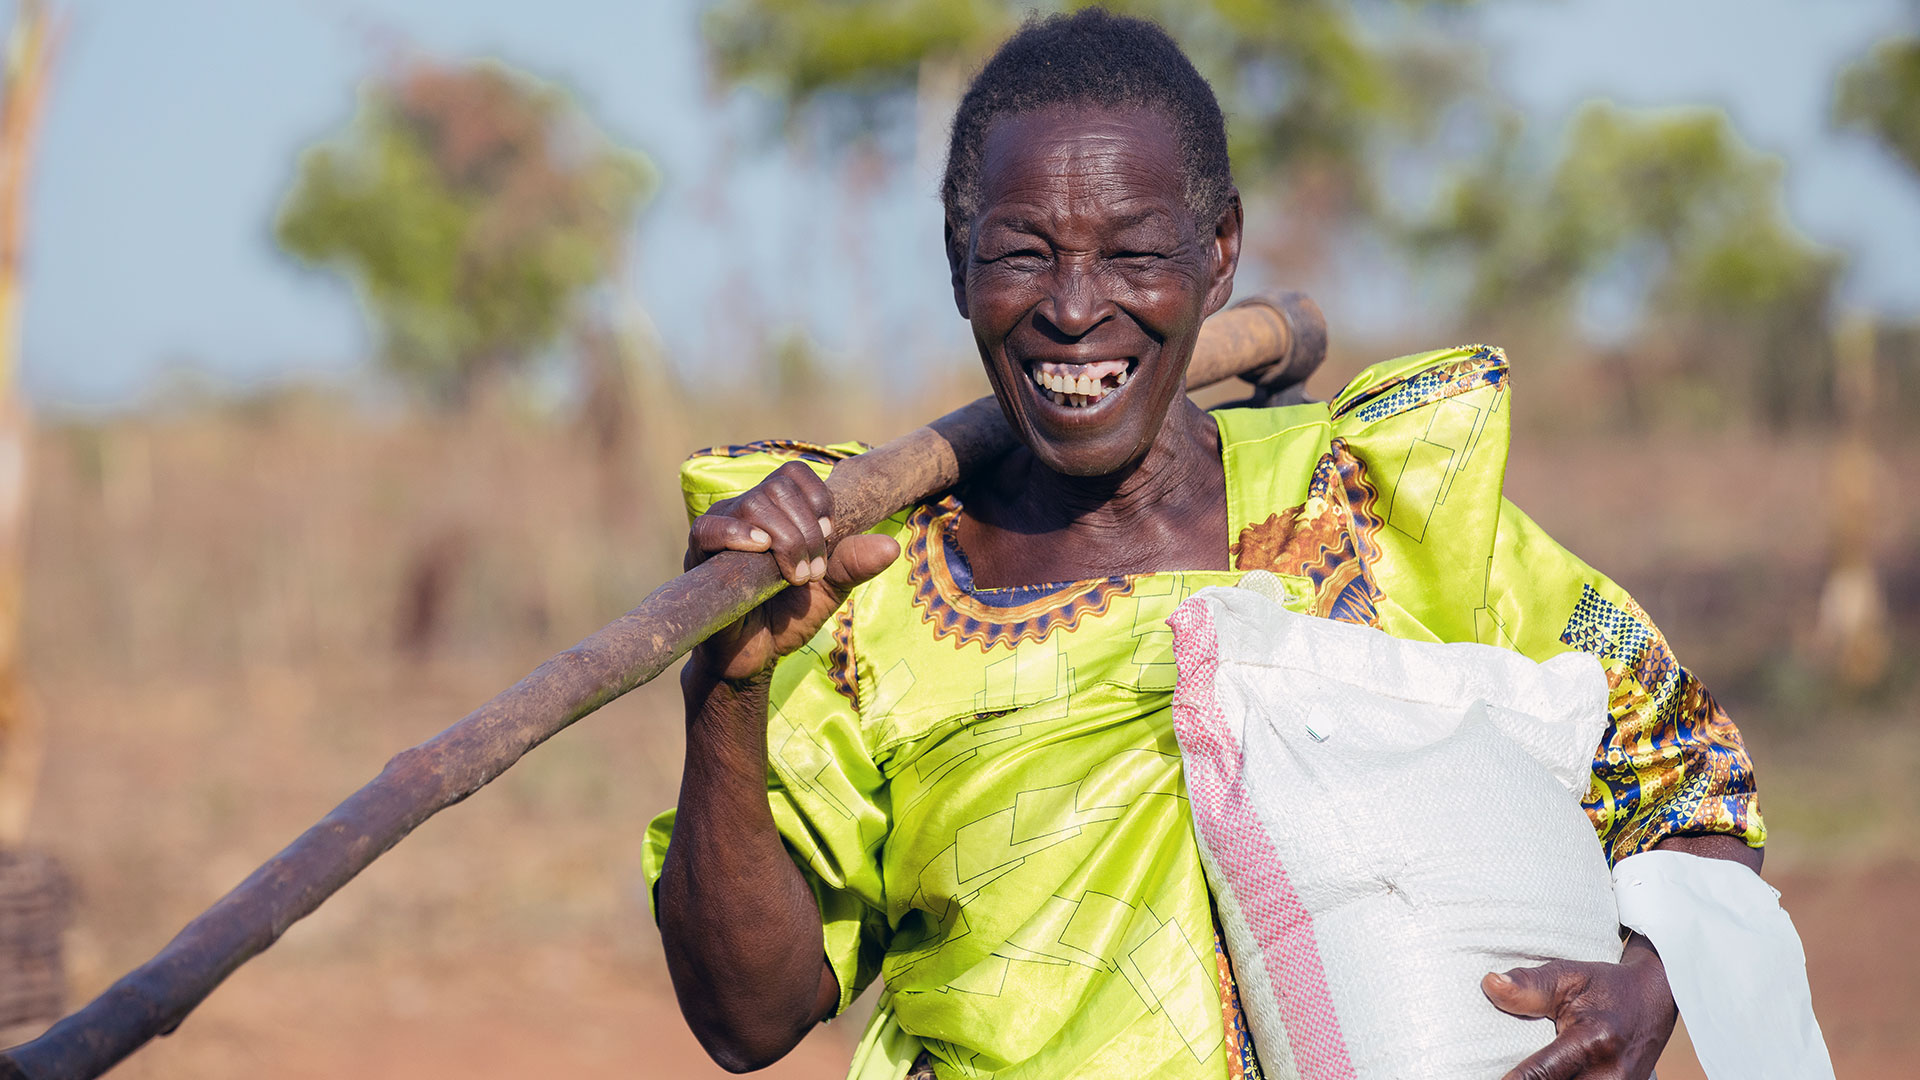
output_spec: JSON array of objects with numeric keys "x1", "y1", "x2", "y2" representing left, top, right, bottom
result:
[
  {"x1": 811, "y1": 557, "x2": 827, "y2": 579},
  {"x1": 748, "y1": 528, "x2": 770, "y2": 546},
  {"x1": 817, "y1": 517, "x2": 833, "y2": 537},
  {"x1": 1487, "y1": 973, "x2": 1513, "y2": 987}
]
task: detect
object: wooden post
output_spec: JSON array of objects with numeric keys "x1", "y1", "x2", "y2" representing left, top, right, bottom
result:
[
  {"x1": 0, "y1": 0, "x2": 70, "y2": 1056},
  {"x1": 1813, "y1": 313, "x2": 1890, "y2": 689},
  {"x1": 0, "y1": 0, "x2": 56, "y2": 852}
]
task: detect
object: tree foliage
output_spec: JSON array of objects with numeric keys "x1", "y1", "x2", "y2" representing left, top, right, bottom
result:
[
  {"x1": 277, "y1": 59, "x2": 656, "y2": 405},
  {"x1": 704, "y1": 0, "x2": 1471, "y2": 218},
  {"x1": 1835, "y1": 32, "x2": 1920, "y2": 426},
  {"x1": 1835, "y1": 35, "x2": 1920, "y2": 180},
  {"x1": 1422, "y1": 102, "x2": 1841, "y2": 424},
  {"x1": 706, "y1": 0, "x2": 1006, "y2": 105},
  {"x1": 703, "y1": 2, "x2": 1864, "y2": 427},
  {"x1": 1424, "y1": 103, "x2": 1838, "y2": 322}
]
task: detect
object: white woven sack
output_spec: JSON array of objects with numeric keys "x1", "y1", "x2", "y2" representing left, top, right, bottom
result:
[{"x1": 1168, "y1": 576, "x2": 1623, "y2": 1080}]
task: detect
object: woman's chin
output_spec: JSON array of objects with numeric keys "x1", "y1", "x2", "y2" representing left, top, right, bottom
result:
[{"x1": 1017, "y1": 419, "x2": 1153, "y2": 478}]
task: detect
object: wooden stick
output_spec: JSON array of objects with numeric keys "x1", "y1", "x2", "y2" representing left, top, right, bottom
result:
[{"x1": 0, "y1": 292, "x2": 1326, "y2": 1080}]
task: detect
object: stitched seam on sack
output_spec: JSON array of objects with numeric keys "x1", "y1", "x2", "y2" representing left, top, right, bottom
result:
[{"x1": 1171, "y1": 605, "x2": 1359, "y2": 1080}]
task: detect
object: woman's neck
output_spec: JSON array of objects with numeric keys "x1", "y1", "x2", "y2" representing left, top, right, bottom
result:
[{"x1": 955, "y1": 398, "x2": 1231, "y2": 588}]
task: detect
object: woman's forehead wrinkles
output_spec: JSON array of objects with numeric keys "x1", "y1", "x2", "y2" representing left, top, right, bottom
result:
[
  {"x1": 976, "y1": 106, "x2": 1185, "y2": 227},
  {"x1": 976, "y1": 199, "x2": 1179, "y2": 245},
  {"x1": 981, "y1": 140, "x2": 1176, "y2": 200},
  {"x1": 980, "y1": 156, "x2": 1167, "y2": 206}
]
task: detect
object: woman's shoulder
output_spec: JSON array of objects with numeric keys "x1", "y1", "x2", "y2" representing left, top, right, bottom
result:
[
  {"x1": 1325, "y1": 343, "x2": 1509, "y2": 430},
  {"x1": 1209, "y1": 343, "x2": 1509, "y2": 447},
  {"x1": 678, "y1": 438, "x2": 871, "y2": 522}
]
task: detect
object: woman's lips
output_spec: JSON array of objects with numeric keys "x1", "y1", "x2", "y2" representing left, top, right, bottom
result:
[{"x1": 1025, "y1": 358, "x2": 1134, "y2": 408}]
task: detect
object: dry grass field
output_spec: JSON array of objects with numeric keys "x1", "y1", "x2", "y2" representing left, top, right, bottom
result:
[{"x1": 14, "y1": 358, "x2": 1918, "y2": 1078}]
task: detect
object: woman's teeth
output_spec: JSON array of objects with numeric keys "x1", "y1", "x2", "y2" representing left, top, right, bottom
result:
[{"x1": 1029, "y1": 359, "x2": 1133, "y2": 408}]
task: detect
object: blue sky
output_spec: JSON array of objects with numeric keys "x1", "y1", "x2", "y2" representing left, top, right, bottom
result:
[{"x1": 19, "y1": 0, "x2": 1920, "y2": 409}]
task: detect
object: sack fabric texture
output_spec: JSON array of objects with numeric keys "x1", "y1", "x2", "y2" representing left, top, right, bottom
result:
[{"x1": 1168, "y1": 575, "x2": 1623, "y2": 1080}]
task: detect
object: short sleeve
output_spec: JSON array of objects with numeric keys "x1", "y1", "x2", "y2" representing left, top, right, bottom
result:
[
  {"x1": 678, "y1": 439, "x2": 868, "y2": 522},
  {"x1": 1486, "y1": 498, "x2": 1766, "y2": 863},
  {"x1": 645, "y1": 439, "x2": 892, "y2": 1015}
]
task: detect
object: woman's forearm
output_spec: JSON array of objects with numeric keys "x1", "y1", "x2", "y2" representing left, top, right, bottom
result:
[{"x1": 657, "y1": 664, "x2": 839, "y2": 1072}]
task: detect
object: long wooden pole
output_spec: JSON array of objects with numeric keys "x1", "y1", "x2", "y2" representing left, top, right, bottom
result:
[{"x1": 0, "y1": 292, "x2": 1325, "y2": 1080}]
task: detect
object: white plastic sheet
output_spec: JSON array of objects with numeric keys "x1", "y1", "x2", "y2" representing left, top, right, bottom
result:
[{"x1": 1614, "y1": 851, "x2": 1835, "y2": 1080}]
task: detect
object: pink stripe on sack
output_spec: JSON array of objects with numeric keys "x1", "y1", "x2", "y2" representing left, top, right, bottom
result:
[{"x1": 1169, "y1": 600, "x2": 1357, "y2": 1080}]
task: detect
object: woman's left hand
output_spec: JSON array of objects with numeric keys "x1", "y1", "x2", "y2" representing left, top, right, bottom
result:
[{"x1": 1481, "y1": 936, "x2": 1677, "y2": 1080}]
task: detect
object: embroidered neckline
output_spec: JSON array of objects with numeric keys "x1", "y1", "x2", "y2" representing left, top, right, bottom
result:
[{"x1": 904, "y1": 496, "x2": 1147, "y2": 651}]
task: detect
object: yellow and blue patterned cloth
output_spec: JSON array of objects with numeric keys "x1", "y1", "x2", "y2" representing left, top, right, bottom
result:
[{"x1": 644, "y1": 345, "x2": 1763, "y2": 1080}]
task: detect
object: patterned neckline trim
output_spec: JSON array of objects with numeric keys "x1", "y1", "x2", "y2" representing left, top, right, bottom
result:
[
  {"x1": 904, "y1": 497, "x2": 1142, "y2": 651},
  {"x1": 903, "y1": 492, "x2": 1239, "y2": 652}
]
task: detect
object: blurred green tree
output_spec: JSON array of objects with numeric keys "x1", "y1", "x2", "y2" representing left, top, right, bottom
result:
[
  {"x1": 1834, "y1": 32, "x2": 1920, "y2": 425},
  {"x1": 705, "y1": 2, "x2": 1854, "y2": 429},
  {"x1": 704, "y1": 0, "x2": 1473, "y2": 255},
  {"x1": 1421, "y1": 102, "x2": 1841, "y2": 426},
  {"x1": 277, "y1": 58, "x2": 657, "y2": 406},
  {"x1": 1836, "y1": 34, "x2": 1920, "y2": 179}
]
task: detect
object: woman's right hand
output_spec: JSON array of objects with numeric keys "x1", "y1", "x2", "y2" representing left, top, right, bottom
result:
[{"x1": 684, "y1": 460, "x2": 900, "y2": 685}]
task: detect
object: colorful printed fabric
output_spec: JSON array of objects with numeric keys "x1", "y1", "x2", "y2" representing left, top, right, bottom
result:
[
  {"x1": 643, "y1": 345, "x2": 1764, "y2": 1080},
  {"x1": 1214, "y1": 918, "x2": 1267, "y2": 1080}
]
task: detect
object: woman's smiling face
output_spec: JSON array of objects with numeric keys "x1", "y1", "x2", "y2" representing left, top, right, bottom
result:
[{"x1": 949, "y1": 103, "x2": 1241, "y2": 478}]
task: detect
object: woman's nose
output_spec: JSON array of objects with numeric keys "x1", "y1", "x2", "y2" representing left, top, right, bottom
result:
[{"x1": 1035, "y1": 260, "x2": 1113, "y2": 340}]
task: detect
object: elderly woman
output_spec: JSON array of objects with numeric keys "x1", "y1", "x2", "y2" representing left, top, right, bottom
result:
[{"x1": 646, "y1": 10, "x2": 1763, "y2": 1080}]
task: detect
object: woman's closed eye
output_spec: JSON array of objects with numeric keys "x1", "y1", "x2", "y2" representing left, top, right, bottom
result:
[{"x1": 983, "y1": 247, "x2": 1049, "y2": 267}]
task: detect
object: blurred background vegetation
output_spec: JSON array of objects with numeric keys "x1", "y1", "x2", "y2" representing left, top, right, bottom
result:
[{"x1": 2, "y1": 1, "x2": 1916, "y2": 1077}]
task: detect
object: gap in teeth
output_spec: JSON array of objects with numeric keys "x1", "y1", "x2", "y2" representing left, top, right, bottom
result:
[{"x1": 1031, "y1": 360, "x2": 1133, "y2": 406}]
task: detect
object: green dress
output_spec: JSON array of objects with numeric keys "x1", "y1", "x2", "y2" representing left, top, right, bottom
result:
[{"x1": 643, "y1": 345, "x2": 1764, "y2": 1080}]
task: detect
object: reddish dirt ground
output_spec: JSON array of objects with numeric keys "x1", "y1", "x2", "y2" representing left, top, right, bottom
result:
[
  {"x1": 95, "y1": 951, "x2": 858, "y2": 1080},
  {"x1": 53, "y1": 862, "x2": 1916, "y2": 1079}
]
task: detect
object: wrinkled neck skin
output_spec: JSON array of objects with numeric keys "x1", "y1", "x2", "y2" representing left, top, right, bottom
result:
[{"x1": 955, "y1": 392, "x2": 1229, "y2": 589}]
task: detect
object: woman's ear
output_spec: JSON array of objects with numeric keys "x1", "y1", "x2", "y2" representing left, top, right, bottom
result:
[
  {"x1": 1202, "y1": 190, "x2": 1244, "y2": 318},
  {"x1": 945, "y1": 218, "x2": 971, "y2": 320}
]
